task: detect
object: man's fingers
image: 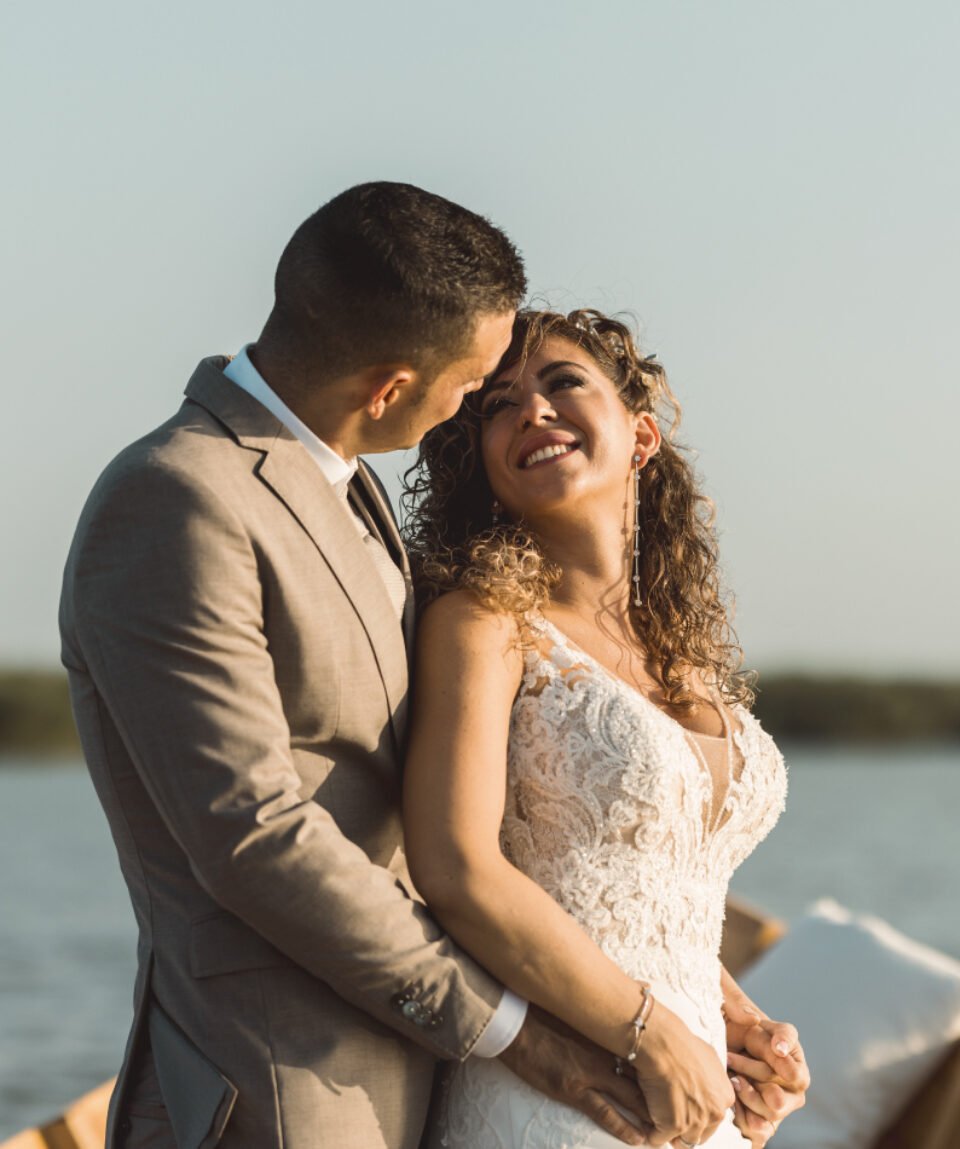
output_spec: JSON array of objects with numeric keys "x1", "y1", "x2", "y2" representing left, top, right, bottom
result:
[
  {"x1": 697, "y1": 1116, "x2": 727, "y2": 1145},
  {"x1": 645, "y1": 1128, "x2": 676, "y2": 1148},
  {"x1": 602, "y1": 1072, "x2": 653, "y2": 1125},
  {"x1": 578, "y1": 1089, "x2": 648, "y2": 1147}
]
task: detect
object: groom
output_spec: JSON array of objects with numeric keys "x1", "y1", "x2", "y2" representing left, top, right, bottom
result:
[
  {"x1": 59, "y1": 182, "x2": 663, "y2": 1149},
  {"x1": 61, "y1": 181, "x2": 803, "y2": 1149}
]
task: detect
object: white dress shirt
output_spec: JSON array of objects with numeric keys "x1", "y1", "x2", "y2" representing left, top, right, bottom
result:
[
  {"x1": 223, "y1": 347, "x2": 527, "y2": 1056},
  {"x1": 224, "y1": 346, "x2": 357, "y2": 487}
]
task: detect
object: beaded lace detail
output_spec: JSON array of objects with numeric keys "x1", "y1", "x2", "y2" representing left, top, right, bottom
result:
[{"x1": 440, "y1": 615, "x2": 787, "y2": 1148}]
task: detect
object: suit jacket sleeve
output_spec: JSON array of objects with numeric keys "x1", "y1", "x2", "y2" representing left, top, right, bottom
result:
[{"x1": 60, "y1": 456, "x2": 502, "y2": 1061}]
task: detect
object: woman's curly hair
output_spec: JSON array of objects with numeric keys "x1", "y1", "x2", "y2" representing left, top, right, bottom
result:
[{"x1": 402, "y1": 308, "x2": 755, "y2": 710}]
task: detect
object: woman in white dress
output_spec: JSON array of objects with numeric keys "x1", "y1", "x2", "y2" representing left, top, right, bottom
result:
[{"x1": 402, "y1": 309, "x2": 805, "y2": 1148}]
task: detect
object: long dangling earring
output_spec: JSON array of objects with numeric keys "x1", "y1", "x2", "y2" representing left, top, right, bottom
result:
[
  {"x1": 491, "y1": 499, "x2": 502, "y2": 527},
  {"x1": 632, "y1": 454, "x2": 643, "y2": 607}
]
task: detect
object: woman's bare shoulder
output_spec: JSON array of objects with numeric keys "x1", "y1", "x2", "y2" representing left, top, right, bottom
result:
[
  {"x1": 420, "y1": 590, "x2": 519, "y2": 637},
  {"x1": 417, "y1": 591, "x2": 524, "y2": 666}
]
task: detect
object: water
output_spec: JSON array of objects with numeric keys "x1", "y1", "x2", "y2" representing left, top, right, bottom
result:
[
  {"x1": 1, "y1": 747, "x2": 959, "y2": 1137},
  {"x1": 732, "y1": 743, "x2": 960, "y2": 957}
]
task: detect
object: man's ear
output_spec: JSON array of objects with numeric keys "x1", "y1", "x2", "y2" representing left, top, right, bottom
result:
[{"x1": 364, "y1": 367, "x2": 417, "y2": 421}]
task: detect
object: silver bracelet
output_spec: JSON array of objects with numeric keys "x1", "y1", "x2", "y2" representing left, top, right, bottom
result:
[{"x1": 625, "y1": 983, "x2": 655, "y2": 1062}]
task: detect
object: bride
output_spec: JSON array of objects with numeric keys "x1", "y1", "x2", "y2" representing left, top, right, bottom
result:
[{"x1": 402, "y1": 309, "x2": 801, "y2": 1148}]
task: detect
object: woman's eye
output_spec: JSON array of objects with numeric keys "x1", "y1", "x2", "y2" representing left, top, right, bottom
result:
[
  {"x1": 478, "y1": 375, "x2": 583, "y2": 418},
  {"x1": 550, "y1": 374, "x2": 585, "y2": 393},
  {"x1": 479, "y1": 395, "x2": 516, "y2": 418}
]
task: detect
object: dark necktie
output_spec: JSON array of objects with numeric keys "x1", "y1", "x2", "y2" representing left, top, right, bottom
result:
[{"x1": 336, "y1": 476, "x2": 407, "y2": 620}]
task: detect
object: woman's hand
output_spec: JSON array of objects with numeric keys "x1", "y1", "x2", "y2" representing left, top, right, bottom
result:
[
  {"x1": 722, "y1": 982, "x2": 809, "y2": 1144},
  {"x1": 631, "y1": 999, "x2": 736, "y2": 1148}
]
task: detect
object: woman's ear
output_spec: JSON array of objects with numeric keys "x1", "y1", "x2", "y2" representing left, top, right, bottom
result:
[{"x1": 634, "y1": 412, "x2": 662, "y2": 463}]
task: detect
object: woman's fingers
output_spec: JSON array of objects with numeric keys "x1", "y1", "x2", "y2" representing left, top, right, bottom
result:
[
  {"x1": 773, "y1": 1041, "x2": 809, "y2": 1090},
  {"x1": 728, "y1": 1042, "x2": 808, "y2": 1094},
  {"x1": 730, "y1": 1074, "x2": 780, "y2": 1123},
  {"x1": 722, "y1": 984, "x2": 766, "y2": 1026},
  {"x1": 733, "y1": 1071, "x2": 800, "y2": 1132},
  {"x1": 726, "y1": 1050, "x2": 775, "y2": 1082},
  {"x1": 743, "y1": 1023, "x2": 809, "y2": 1089},
  {"x1": 732, "y1": 1099, "x2": 776, "y2": 1147},
  {"x1": 750, "y1": 1019, "x2": 800, "y2": 1059}
]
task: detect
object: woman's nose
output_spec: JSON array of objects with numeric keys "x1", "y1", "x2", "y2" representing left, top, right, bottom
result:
[{"x1": 517, "y1": 391, "x2": 556, "y2": 429}]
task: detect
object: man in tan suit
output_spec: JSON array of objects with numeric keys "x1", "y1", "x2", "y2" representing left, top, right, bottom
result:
[{"x1": 59, "y1": 183, "x2": 652, "y2": 1149}]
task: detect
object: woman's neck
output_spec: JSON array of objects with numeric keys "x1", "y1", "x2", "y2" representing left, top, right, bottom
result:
[{"x1": 533, "y1": 499, "x2": 635, "y2": 626}]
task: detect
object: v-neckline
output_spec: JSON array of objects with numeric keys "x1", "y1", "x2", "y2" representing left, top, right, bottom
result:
[
  {"x1": 536, "y1": 616, "x2": 722, "y2": 735},
  {"x1": 536, "y1": 615, "x2": 744, "y2": 835}
]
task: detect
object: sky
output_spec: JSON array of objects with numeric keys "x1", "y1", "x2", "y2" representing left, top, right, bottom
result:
[{"x1": 2, "y1": 0, "x2": 958, "y2": 674}]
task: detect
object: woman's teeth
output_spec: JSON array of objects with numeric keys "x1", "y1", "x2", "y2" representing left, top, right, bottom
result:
[{"x1": 521, "y1": 443, "x2": 577, "y2": 469}]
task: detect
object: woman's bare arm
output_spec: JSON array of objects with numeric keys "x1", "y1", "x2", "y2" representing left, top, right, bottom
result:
[
  {"x1": 405, "y1": 592, "x2": 737, "y2": 1144},
  {"x1": 404, "y1": 591, "x2": 644, "y2": 1055}
]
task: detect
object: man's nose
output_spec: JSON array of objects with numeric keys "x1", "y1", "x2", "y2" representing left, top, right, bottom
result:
[{"x1": 518, "y1": 391, "x2": 556, "y2": 429}]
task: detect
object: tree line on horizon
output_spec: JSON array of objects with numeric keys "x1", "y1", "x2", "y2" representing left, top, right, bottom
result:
[{"x1": 2, "y1": 669, "x2": 960, "y2": 759}]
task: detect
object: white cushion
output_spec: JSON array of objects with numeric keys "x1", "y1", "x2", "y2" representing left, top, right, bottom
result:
[{"x1": 738, "y1": 899, "x2": 960, "y2": 1149}]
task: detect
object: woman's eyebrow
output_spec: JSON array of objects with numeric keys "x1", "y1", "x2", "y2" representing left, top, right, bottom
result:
[
  {"x1": 485, "y1": 360, "x2": 585, "y2": 395},
  {"x1": 538, "y1": 360, "x2": 584, "y2": 378}
]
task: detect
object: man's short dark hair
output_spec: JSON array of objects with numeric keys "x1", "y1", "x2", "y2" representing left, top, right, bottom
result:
[{"x1": 258, "y1": 182, "x2": 526, "y2": 385}]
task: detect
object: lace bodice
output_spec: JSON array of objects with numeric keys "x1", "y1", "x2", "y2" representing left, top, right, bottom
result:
[
  {"x1": 501, "y1": 616, "x2": 787, "y2": 1048},
  {"x1": 438, "y1": 615, "x2": 787, "y2": 1148}
]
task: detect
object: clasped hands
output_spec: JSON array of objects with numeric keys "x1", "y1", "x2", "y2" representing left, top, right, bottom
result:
[
  {"x1": 500, "y1": 978, "x2": 808, "y2": 1148},
  {"x1": 622, "y1": 977, "x2": 808, "y2": 1147},
  {"x1": 720, "y1": 978, "x2": 809, "y2": 1147}
]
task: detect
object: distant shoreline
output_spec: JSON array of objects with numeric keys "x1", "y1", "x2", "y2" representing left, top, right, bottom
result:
[
  {"x1": 0, "y1": 671, "x2": 80, "y2": 757},
  {"x1": 2, "y1": 668, "x2": 960, "y2": 759}
]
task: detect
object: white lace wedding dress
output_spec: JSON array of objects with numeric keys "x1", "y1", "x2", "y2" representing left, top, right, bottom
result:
[{"x1": 438, "y1": 616, "x2": 788, "y2": 1149}]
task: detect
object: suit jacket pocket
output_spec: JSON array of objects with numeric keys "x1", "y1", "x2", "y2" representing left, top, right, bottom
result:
[
  {"x1": 189, "y1": 911, "x2": 296, "y2": 978},
  {"x1": 148, "y1": 1000, "x2": 237, "y2": 1149}
]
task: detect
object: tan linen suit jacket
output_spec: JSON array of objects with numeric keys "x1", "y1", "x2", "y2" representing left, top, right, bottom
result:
[{"x1": 58, "y1": 358, "x2": 502, "y2": 1149}]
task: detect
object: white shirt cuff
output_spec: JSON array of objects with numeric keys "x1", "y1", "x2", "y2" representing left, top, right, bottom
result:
[{"x1": 471, "y1": 989, "x2": 528, "y2": 1058}]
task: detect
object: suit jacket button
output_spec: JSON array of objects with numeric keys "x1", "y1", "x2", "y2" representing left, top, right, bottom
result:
[{"x1": 402, "y1": 1000, "x2": 423, "y2": 1021}]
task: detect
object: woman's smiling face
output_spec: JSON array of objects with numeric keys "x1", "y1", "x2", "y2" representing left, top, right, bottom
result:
[{"x1": 478, "y1": 335, "x2": 658, "y2": 521}]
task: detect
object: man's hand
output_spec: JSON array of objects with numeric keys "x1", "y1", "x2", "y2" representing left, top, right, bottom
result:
[
  {"x1": 499, "y1": 1008, "x2": 652, "y2": 1146},
  {"x1": 723, "y1": 983, "x2": 809, "y2": 1145}
]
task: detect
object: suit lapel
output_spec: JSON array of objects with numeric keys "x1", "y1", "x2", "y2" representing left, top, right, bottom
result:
[{"x1": 184, "y1": 359, "x2": 409, "y2": 755}]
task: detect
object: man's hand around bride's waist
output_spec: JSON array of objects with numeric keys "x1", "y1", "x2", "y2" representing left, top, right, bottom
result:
[{"x1": 499, "y1": 1007, "x2": 652, "y2": 1146}]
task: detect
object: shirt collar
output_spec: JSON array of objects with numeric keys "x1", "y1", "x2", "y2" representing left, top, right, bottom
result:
[{"x1": 223, "y1": 345, "x2": 358, "y2": 488}]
